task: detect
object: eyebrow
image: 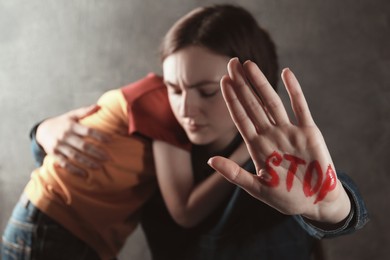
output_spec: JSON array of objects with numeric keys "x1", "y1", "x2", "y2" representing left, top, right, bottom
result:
[{"x1": 164, "y1": 79, "x2": 220, "y2": 89}]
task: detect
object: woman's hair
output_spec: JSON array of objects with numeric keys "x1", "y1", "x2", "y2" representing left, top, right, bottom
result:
[{"x1": 160, "y1": 4, "x2": 279, "y2": 88}]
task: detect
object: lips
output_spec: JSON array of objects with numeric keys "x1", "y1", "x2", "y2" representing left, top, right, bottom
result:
[
  {"x1": 187, "y1": 124, "x2": 203, "y2": 132},
  {"x1": 183, "y1": 119, "x2": 206, "y2": 132}
]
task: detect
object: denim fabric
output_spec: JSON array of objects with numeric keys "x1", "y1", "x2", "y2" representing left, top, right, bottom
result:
[
  {"x1": 29, "y1": 122, "x2": 45, "y2": 167},
  {"x1": 142, "y1": 182, "x2": 317, "y2": 260},
  {"x1": 141, "y1": 160, "x2": 369, "y2": 260},
  {"x1": 1, "y1": 195, "x2": 100, "y2": 260},
  {"x1": 1, "y1": 197, "x2": 34, "y2": 260},
  {"x1": 293, "y1": 172, "x2": 370, "y2": 239}
]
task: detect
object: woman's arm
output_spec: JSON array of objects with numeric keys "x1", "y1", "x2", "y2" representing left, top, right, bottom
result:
[
  {"x1": 153, "y1": 140, "x2": 249, "y2": 228},
  {"x1": 33, "y1": 105, "x2": 110, "y2": 175}
]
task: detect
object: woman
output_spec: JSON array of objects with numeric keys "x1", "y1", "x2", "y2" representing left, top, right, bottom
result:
[{"x1": 23, "y1": 4, "x2": 368, "y2": 260}]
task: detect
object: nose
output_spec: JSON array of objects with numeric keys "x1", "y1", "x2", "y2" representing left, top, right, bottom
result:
[{"x1": 179, "y1": 91, "x2": 197, "y2": 118}]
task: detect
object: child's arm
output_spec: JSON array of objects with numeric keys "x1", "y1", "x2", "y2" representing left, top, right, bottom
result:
[{"x1": 153, "y1": 140, "x2": 249, "y2": 228}]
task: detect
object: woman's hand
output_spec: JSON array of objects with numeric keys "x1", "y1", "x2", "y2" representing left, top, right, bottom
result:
[
  {"x1": 208, "y1": 58, "x2": 351, "y2": 225},
  {"x1": 36, "y1": 105, "x2": 110, "y2": 176}
]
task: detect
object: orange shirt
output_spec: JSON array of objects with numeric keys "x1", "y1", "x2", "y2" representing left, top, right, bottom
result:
[{"x1": 24, "y1": 74, "x2": 189, "y2": 259}]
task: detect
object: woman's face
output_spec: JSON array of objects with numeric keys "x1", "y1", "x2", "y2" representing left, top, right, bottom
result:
[{"x1": 163, "y1": 46, "x2": 237, "y2": 152}]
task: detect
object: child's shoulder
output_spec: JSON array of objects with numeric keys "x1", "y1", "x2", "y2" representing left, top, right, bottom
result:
[{"x1": 121, "y1": 73, "x2": 165, "y2": 103}]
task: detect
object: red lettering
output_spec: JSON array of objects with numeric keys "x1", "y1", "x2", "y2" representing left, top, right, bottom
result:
[
  {"x1": 303, "y1": 161, "x2": 323, "y2": 197},
  {"x1": 314, "y1": 165, "x2": 337, "y2": 204},
  {"x1": 262, "y1": 151, "x2": 282, "y2": 187},
  {"x1": 283, "y1": 154, "x2": 306, "y2": 192},
  {"x1": 263, "y1": 151, "x2": 336, "y2": 204}
]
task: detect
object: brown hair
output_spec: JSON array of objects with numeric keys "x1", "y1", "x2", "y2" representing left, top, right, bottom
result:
[{"x1": 160, "y1": 4, "x2": 279, "y2": 88}]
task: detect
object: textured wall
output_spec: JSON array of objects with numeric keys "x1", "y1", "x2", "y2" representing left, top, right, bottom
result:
[{"x1": 1, "y1": 0, "x2": 389, "y2": 259}]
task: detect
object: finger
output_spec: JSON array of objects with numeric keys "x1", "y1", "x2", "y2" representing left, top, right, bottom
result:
[
  {"x1": 226, "y1": 58, "x2": 272, "y2": 132},
  {"x1": 243, "y1": 61, "x2": 290, "y2": 126},
  {"x1": 53, "y1": 154, "x2": 87, "y2": 177},
  {"x1": 55, "y1": 143, "x2": 101, "y2": 169},
  {"x1": 281, "y1": 68, "x2": 315, "y2": 126},
  {"x1": 66, "y1": 134, "x2": 109, "y2": 161},
  {"x1": 73, "y1": 152, "x2": 101, "y2": 169},
  {"x1": 221, "y1": 75, "x2": 256, "y2": 140},
  {"x1": 71, "y1": 122, "x2": 111, "y2": 143},
  {"x1": 67, "y1": 105, "x2": 111, "y2": 142},
  {"x1": 68, "y1": 105, "x2": 101, "y2": 120},
  {"x1": 208, "y1": 156, "x2": 262, "y2": 196}
]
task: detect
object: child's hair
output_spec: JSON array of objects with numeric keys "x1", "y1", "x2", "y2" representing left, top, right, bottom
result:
[{"x1": 160, "y1": 4, "x2": 279, "y2": 88}]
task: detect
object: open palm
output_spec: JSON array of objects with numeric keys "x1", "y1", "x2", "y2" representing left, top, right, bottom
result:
[{"x1": 209, "y1": 58, "x2": 351, "y2": 224}]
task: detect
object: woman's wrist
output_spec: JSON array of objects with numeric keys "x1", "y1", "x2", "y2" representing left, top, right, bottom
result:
[{"x1": 303, "y1": 183, "x2": 352, "y2": 228}]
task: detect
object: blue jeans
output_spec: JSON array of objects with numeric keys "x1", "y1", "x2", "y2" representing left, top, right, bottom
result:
[{"x1": 1, "y1": 194, "x2": 101, "y2": 260}]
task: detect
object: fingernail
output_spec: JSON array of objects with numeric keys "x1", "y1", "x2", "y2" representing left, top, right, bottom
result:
[{"x1": 207, "y1": 158, "x2": 212, "y2": 166}]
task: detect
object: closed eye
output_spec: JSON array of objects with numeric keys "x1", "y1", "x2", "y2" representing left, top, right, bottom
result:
[
  {"x1": 166, "y1": 84, "x2": 182, "y2": 95},
  {"x1": 199, "y1": 89, "x2": 219, "y2": 97},
  {"x1": 198, "y1": 83, "x2": 220, "y2": 98}
]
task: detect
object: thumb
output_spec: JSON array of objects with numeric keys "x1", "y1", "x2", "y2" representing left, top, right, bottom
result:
[
  {"x1": 208, "y1": 156, "x2": 257, "y2": 191},
  {"x1": 68, "y1": 105, "x2": 100, "y2": 120}
]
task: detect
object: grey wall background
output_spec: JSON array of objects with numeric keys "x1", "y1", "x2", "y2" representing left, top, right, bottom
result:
[{"x1": 1, "y1": 0, "x2": 389, "y2": 259}]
